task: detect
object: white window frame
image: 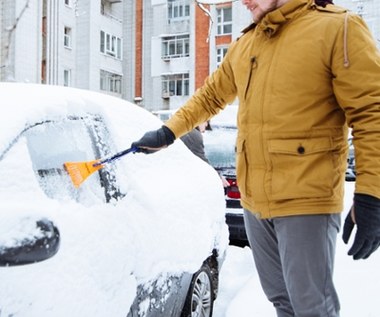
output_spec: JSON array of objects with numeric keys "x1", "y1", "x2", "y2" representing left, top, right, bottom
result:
[
  {"x1": 161, "y1": 73, "x2": 189, "y2": 97},
  {"x1": 100, "y1": 70, "x2": 122, "y2": 94},
  {"x1": 216, "y1": 46, "x2": 228, "y2": 67},
  {"x1": 64, "y1": 26, "x2": 72, "y2": 48},
  {"x1": 100, "y1": 31, "x2": 122, "y2": 60},
  {"x1": 161, "y1": 34, "x2": 190, "y2": 59},
  {"x1": 217, "y1": 7, "x2": 232, "y2": 35},
  {"x1": 168, "y1": 0, "x2": 190, "y2": 21}
]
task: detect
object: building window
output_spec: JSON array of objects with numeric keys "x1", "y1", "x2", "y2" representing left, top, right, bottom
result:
[
  {"x1": 216, "y1": 47, "x2": 228, "y2": 67},
  {"x1": 162, "y1": 34, "x2": 190, "y2": 59},
  {"x1": 100, "y1": 31, "x2": 122, "y2": 60},
  {"x1": 100, "y1": 70, "x2": 122, "y2": 94},
  {"x1": 63, "y1": 69, "x2": 71, "y2": 86},
  {"x1": 217, "y1": 7, "x2": 232, "y2": 35},
  {"x1": 162, "y1": 73, "x2": 189, "y2": 97},
  {"x1": 168, "y1": 0, "x2": 190, "y2": 20},
  {"x1": 64, "y1": 27, "x2": 72, "y2": 48},
  {"x1": 64, "y1": 0, "x2": 71, "y2": 7}
]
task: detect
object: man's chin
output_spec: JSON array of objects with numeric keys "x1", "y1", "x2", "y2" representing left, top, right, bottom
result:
[
  {"x1": 251, "y1": 9, "x2": 265, "y2": 23},
  {"x1": 252, "y1": 13, "x2": 262, "y2": 23}
]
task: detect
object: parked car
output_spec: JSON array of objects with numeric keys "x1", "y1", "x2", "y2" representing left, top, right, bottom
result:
[
  {"x1": 345, "y1": 137, "x2": 356, "y2": 181},
  {"x1": 152, "y1": 109, "x2": 177, "y2": 122},
  {"x1": 0, "y1": 83, "x2": 228, "y2": 317},
  {"x1": 203, "y1": 105, "x2": 249, "y2": 247}
]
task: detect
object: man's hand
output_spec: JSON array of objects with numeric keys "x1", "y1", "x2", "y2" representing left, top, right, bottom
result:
[
  {"x1": 131, "y1": 126, "x2": 175, "y2": 154},
  {"x1": 343, "y1": 193, "x2": 380, "y2": 260}
]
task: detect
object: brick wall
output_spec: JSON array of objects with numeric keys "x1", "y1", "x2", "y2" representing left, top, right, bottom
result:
[{"x1": 195, "y1": 4, "x2": 210, "y2": 89}]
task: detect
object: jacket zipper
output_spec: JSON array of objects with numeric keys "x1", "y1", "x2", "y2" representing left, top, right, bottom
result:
[{"x1": 244, "y1": 56, "x2": 257, "y2": 100}]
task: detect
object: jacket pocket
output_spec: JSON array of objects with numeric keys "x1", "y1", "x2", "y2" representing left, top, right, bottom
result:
[
  {"x1": 236, "y1": 137, "x2": 267, "y2": 202},
  {"x1": 268, "y1": 137, "x2": 335, "y2": 200}
]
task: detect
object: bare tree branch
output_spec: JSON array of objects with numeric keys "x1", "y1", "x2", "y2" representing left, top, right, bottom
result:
[{"x1": 194, "y1": 0, "x2": 238, "y2": 42}]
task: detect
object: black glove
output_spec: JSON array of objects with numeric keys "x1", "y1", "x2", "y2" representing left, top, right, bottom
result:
[
  {"x1": 343, "y1": 193, "x2": 380, "y2": 260},
  {"x1": 131, "y1": 126, "x2": 175, "y2": 154}
]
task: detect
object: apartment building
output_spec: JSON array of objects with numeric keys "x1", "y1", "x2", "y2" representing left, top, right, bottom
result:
[
  {"x1": 124, "y1": 1, "x2": 250, "y2": 111},
  {"x1": 0, "y1": 0, "x2": 379, "y2": 111},
  {"x1": 0, "y1": 0, "x2": 124, "y2": 96},
  {"x1": 44, "y1": 0, "x2": 124, "y2": 95}
]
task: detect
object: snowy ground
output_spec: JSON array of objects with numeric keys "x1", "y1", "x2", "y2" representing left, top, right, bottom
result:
[{"x1": 214, "y1": 181, "x2": 380, "y2": 317}]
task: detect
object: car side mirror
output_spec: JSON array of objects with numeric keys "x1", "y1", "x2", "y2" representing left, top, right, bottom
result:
[{"x1": 0, "y1": 218, "x2": 60, "y2": 266}]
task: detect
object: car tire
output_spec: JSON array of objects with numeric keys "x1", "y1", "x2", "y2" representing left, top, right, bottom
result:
[{"x1": 181, "y1": 263, "x2": 215, "y2": 317}]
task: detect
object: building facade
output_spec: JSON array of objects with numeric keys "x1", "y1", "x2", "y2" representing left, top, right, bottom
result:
[
  {"x1": 124, "y1": 0, "x2": 250, "y2": 111},
  {"x1": 336, "y1": 0, "x2": 380, "y2": 38},
  {"x1": 0, "y1": 0, "x2": 124, "y2": 96},
  {"x1": 43, "y1": 0, "x2": 124, "y2": 95},
  {"x1": 0, "y1": 0, "x2": 42, "y2": 82},
  {"x1": 0, "y1": 0, "x2": 379, "y2": 112}
]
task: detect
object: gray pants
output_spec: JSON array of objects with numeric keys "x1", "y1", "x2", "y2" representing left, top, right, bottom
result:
[{"x1": 243, "y1": 210, "x2": 341, "y2": 317}]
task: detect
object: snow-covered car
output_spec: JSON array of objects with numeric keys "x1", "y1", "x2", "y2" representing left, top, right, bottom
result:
[
  {"x1": 203, "y1": 105, "x2": 249, "y2": 247},
  {"x1": 0, "y1": 83, "x2": 228, "y2": 317}
]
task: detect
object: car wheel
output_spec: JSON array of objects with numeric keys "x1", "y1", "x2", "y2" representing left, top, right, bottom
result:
[{"x1": 181, "y1": 263, "x2": 215, "y2": 317}]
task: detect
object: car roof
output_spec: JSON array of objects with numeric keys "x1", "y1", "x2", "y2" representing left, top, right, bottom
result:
[{"x1": 0, "y1": 83, "x2": 149, "y2": 154}]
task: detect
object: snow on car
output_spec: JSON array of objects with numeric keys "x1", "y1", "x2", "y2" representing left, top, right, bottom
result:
[{"x1": 0, "y1": 83, "x2": 229, "y2": 317}]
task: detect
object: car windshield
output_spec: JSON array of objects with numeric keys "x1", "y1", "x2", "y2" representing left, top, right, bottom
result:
[
  {"x1": 203, "y1": 126, "x2": 237, "y2": 169},
  {"x1": 24, "y1": 115, "x2": 121, "y2": 205}
]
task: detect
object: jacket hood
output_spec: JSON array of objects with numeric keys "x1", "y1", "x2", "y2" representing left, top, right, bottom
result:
[
  {"x1": 246, "y1": 0, "x2": 350, "y2": 68},
  {"x1": 258, "y1": 0, "x2": 310, "y2": 37},
  {"x1": 255, "y1": 0, "x2": 337, "y2": 37}
]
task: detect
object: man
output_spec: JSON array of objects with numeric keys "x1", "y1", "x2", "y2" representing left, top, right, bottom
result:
[{"x1": 131, "y1": 0, "x2": 380, "y2": 316}]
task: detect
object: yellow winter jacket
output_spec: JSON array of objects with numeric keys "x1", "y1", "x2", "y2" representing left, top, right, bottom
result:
[{"x1": 165, "y1": 0, "x2": 380, "y2": 218}]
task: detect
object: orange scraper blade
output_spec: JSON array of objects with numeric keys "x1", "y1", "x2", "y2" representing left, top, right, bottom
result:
[{"x1": 64, "y1": 160, "x2": 103, "y2": 188}]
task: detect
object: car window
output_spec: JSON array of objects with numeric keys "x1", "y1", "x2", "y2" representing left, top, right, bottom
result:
[
  {"x1": 203, "y1": 127, "x2": 237, "y2": 169},
  {"x1": 25, "y1": 115, "x2": 122, "y2": 205}
]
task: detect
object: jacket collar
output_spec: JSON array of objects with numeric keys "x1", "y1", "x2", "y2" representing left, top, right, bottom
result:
[{"x1": 258, "y1": 0, "x2": 312, "y2": 37}]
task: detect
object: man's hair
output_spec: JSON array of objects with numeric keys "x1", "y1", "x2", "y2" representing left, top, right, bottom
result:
[{"x1": 315, "y1": 0, "x2": 334, "y2": 7}]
